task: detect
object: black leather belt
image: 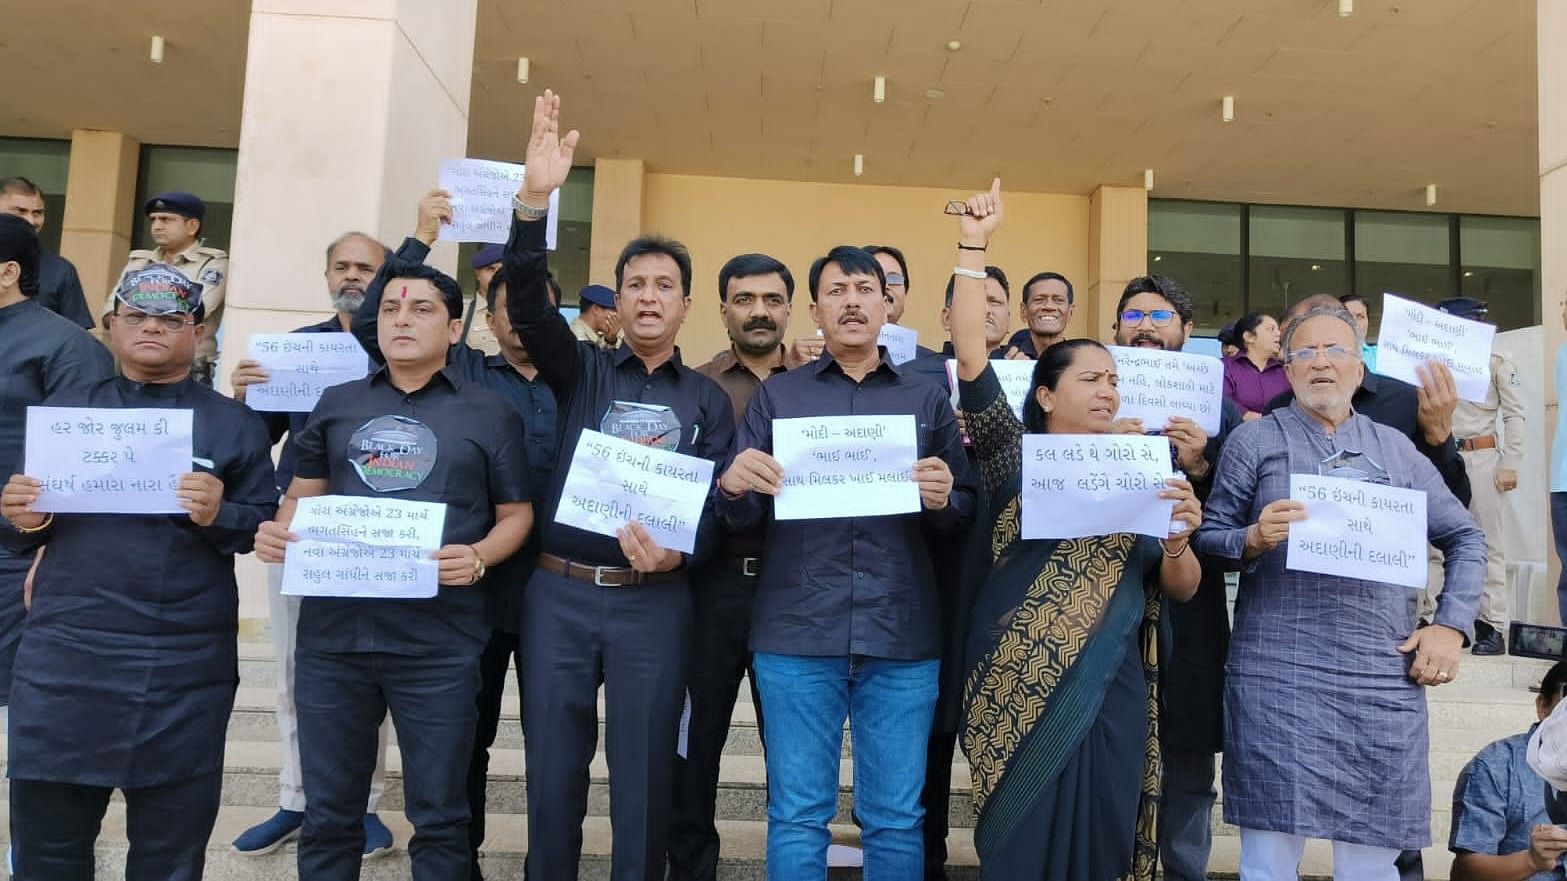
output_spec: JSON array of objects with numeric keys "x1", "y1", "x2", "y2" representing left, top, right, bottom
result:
[{"x1": 538, "y1": 553, "x2": 677, "y2": 588}]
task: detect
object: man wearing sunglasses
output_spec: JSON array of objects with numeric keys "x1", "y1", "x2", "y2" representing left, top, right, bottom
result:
[
  {"x1": 1108, "y1": 275, "x2": 1243, "y2": 881},
  {"x1": 865, "y1": 244, "x2": 937, "y2": 359}
]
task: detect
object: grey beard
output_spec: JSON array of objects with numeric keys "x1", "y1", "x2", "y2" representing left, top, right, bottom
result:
[{"x1": 333, "y1": 291, "x2": 365, "y2": 314}]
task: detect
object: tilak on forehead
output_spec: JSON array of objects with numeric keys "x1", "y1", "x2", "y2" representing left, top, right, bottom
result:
[{"x1": 401, "y1": 285, "x2": 408, "y2": 299}]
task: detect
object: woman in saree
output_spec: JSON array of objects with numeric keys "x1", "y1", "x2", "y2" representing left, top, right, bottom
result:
[{"x1": 947, "y1": 180, "x2": 1202, "y2": 880}]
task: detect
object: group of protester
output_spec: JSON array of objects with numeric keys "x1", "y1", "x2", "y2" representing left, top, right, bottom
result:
[{"x1": 0, "y1": 87, "x2": 1553, "y2": 881}]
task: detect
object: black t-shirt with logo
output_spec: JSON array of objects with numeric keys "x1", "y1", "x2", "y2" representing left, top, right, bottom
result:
[{"x1": 291, "y1": 366, "x2": 531, "y2": 655}]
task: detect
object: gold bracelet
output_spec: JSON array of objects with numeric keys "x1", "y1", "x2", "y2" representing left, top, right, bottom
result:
[
  {"x1": 14, "y1": 514, "x2": 53, "y2": 535},
  {"x1": 1161, "y1": 539, "x2": 1190, "y2": 558}
]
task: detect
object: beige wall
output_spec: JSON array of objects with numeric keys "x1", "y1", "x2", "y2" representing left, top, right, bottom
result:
[
  {"x1": 57, "y1": 129, "x2": 140, "y2": 316},
  {"x1": 1541, "y1": 0, "x2": 1566, "y2": 605},
  {"x1": 638, "y1": 173, "x2": 1092, "y2": 363}
]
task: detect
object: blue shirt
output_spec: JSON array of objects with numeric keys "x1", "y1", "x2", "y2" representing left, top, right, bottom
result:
[{"x1": 1450, "y1": 727, "x2": 1565, "y2": 879}]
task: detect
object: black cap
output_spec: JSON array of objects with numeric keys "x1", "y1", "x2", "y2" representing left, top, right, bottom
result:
[
  {"x1": 0, "y1": 213, "x2": 40, "y2": 298},
  {"x1": 143, "y1": 191, "x2": 206, "y2": 222},
  {"x1": 1435, "y1": 296, "x2": 1489, "y2": 321}
]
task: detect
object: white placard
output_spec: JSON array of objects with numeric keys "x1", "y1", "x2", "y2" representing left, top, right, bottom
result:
[
  {"x1": 877, "y1": 323, "x2": 920, "y2": 365},
  {"x1": 1021, "y1": 434, "x2": 1175, "y2": 540},
  {"x1": 772, "y1": 415, "x2": 920, "y2": 520},
  {"x1": 246, "y1": 333, "x2": 370, "y2": 413},
  {"x1": 1374, "y1": 293, "x2": 1496, "y2": 402},
  {"x1": 281, "y1": 495, "x2": 446, "y2": 599},
  {"x1": 1108, "y1": 346, "x2": 1225, "y2": 435},
  {"x1": 24, "y1": 406, "x2": 193, "y2": 514},
  {"x1": 1286, "y1": 474, "x2": 1427, "y2": 589},
  {"x1": 554, "y1": 430, "x2": 715, "y2": 554},
  {"x1": 437, "y1": 158, "x2": 560, "y2": 247},
  {"x1": 944, "y1": 359, "x2": 1035, "y2": 419}
]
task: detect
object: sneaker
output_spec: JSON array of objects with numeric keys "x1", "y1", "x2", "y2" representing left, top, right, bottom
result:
[
  {"x1": 1472, "y1": 629, "x2": 1505, "y2": 656},
  {"x1": 232, "y1": 808, "x2": 304, "y2": 855},
  {"x1": 362, "y1": 813, "x2": 394, "y2": 859}
]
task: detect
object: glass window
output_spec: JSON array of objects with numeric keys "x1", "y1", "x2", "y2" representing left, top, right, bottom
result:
[
  {"x1": 1148, "y1": 200, "x2": 1242, "y2": 335},
  {"x1": 1247, "y1": 205, "x2": 1349, "y2": 320},
  {"x1": 133, "y1": 145, "x2": 238, "y2": 252},
  {"x1": 1354, "y1": 210, "x2": 1451, "y2": 321},
  {"x1": 0, "y1": 137, "x2": 71, "y2": 253},
  {"x1": 1460, "y1": 215, "x2": 1540, "y2": 331}
]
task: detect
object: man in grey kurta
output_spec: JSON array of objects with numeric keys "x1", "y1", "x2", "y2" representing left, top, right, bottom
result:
[{"x1": 1194, "y1": 306, "x2": 1485, "y2": 881}]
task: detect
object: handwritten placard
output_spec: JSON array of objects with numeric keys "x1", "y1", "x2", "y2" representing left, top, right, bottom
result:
[
  {"x1": 1286, "y1": 474, "x2": 1427, "y2": 589},
  {"x1": 246, "y1": 333, "x2": 370, "y2": 413},
  {"x1": 555, "y1": 429, "x2": 715, "y2": 554},
  {"x1": 944, "y1": 359, "x2": 1036, "y2": 419},
  {"x1": 1021, "y1": 434, "x2": 1174, "y2": 540},
  {"x1": 878, "y1": 323, "x2": 920, "y2": 365},
  {"x1": 281, "y1": 495, "x2": 446, "y2": 599},
  {"x1": 437, "y1": 158, "x2": 560, "y2": 247},
  {"x1": 772, "y1": 415, "x2": 919, "y2": 520},
  {"x1": 24, "y1": 406, "x2": 193, "y2": 514},
  {"x1": 1374, "y1": 293, "x2": 1495, "y2": 402},
  {"x1": 1108, "y1": 346, "x2": 1224, "y2": 435}
]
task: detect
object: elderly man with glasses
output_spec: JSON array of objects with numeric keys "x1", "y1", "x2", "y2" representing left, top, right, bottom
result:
[{"x1": 1194, "y1": 304, "x2": 1485, "y2": 881}]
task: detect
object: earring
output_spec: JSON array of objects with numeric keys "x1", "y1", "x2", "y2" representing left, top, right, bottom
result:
[{"x1": 1043, "y1": 405, "x2": 1052, "y2": 413}]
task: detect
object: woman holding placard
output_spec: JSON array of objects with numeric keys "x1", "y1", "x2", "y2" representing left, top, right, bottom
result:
[{"x1": 946, "y1": 179, "x2": 1202, "y2": 881}]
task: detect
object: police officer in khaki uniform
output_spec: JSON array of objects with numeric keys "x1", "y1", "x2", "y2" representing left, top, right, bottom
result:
[
  {"x1": 461, "y1": 244, "x2": 505, "y2": 356},
  {"x1": 106, "y1": 192, "x2": 229, "y2": 383},
  {"x1": 1438, "y1": 296, "x2": 1525, "y2": 655}
]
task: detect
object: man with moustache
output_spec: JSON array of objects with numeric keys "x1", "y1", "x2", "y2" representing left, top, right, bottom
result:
[
  {"x1": 1107, "y1": 275, "x2": 1242, "y2": 881},
  {"x1": 667, "y1": 252, "x2": 808, "y2": 881},
  {"x1": 1006, "y1": 271, "x2": 1074, "y2": 357},
  {"x1": 505, "y1": 90, "x2": 735, "y2": 881},
  {"x1": 718, "y1": 244, "x2": 976, "y2": 878},
  {"x1": 0, "y1": 176, "x2": 93, "y2": 327}
]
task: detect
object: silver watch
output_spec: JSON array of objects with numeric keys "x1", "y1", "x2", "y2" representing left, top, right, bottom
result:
[{"x1": 511, "y1": 194, "x2": 549, "y2": 219}]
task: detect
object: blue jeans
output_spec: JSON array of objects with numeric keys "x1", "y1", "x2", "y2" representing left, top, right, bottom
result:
[
  {"x1": 1159, "y1": 748, "x2": 1217, "y2": 881},
  {"x1": 752, "y1": 652, "x2": 939, "y2": 881},
  {"x1": 1554, "y1": 493, "x2": 1567, "y2": 625}
]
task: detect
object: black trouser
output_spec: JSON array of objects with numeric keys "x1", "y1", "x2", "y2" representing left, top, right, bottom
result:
[
  {"x1": 522, "y1": 566, "x2": 691, "y2": 881},
  {"x1": 11, "y1": 771, "x2": 222, "y2": 881},
  {"x1": 920, "y1": 728, "x2": 958, "y2": 880},
  {"x1": 296, "y1": 648, "x2": 482, "y2": 881},
  {"x1": 667, "y1": 560, "x2": 764, "y2": 881},
  {"x1": 468, "y1": 628, "x2": 524, "y2": 881}
]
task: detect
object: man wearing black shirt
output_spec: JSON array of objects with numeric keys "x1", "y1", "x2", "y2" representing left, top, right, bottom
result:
[
  {"x1": 505, "y1": 91, "x2": 735, "y2": 881},
  {"x1": 717, "y1": 245, "x2": 977, "y2": 877},
  {"x1": 255, "y1": 260, "x2": 534, "y2": 881}
]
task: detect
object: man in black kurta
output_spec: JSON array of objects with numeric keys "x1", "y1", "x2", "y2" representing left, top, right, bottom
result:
[{"x1": 1, "y1": 264, "x2": 277, "y2": 881}]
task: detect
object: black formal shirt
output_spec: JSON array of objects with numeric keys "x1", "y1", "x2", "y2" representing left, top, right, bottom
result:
[
  {"x1": 503, "y1": 214, "x2": 734, "y2": 566},
  {"x1": 291, "y1": 366, "x2": 532, "y2": 655},
  {"x1": 38, "y1": 252, "x2": 94, "y2": 329},
  {"x1": 719, "y1": 349, "x2": 977, "y2": 660},
  {"x1": 0, "y1": 298, "x2": 113, "y2": 492}
]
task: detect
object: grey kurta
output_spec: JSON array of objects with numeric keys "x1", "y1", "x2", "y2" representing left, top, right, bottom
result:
[{"x1": 1193, "y1": 401, "x2": 1485, "y2": 850}]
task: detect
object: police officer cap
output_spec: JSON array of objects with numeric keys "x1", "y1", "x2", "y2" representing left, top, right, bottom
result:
[
  {"x1": 1435, "y1": 296, "x2": 1488, "y2": 320},
  {"x1": 114, "y1": 264, "x2": 205, "y2": 321},
  {"x1": 143, "y1": 191, "x2": 206, "y2": 222},
  {"x1": 579, "y1": 284, "x2": 616, "y2": 309},
  {"x1": 471, "y1": 244, "x2": 504, "y2": 270}
]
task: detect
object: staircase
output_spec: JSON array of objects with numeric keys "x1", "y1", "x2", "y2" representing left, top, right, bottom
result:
[{"x1": 0, "y1": 627, "x2": 1548, "y2": 879}]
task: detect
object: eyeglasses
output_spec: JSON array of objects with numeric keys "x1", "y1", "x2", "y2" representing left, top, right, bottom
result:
[
  {"x1": 884, "y1": 273, "x2": 906, "y2": 287},
  {"x1": 118, "y1": 311, "x2": 194, "y2": 331},
  {"x1": 1120, "y1": 308, "x2": 1175, "y2": 327},
  {"x1": 943, "y1": 200, "x2": 972, "y2": 216},
  {"x1": 1285, "y1": 344, "x2": 1357, "y2": 364}
]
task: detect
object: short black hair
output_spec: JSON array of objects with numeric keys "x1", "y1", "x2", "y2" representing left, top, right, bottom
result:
[
  {"x1": 943, "y1": 265, "x2": 1010, "y2": 307},
  {"x1": 1338, "y1": 293, "x2": 1367, "y2": 308},
  {"x1": 718, "y1": 253, "x2": 794, "y2": 303},
  {"x1": 0, "y1": 176, "x2": 43, "y2": 199},
  {"x1": 381, "y1": 258, "x2": 463, "y2": 320},
  {"x1": 808, "y1": 245, "x2": 885, "y2": 303},
  {"x1": 616, "y1": 235, "x2": 692, "y2": 296},
  {"x1": 1544, "y1": 660, "x2": 1567, "y2": 705},
  {"x1": 485, "y1": 268, "x2": 559, "y2": 311},
  {"x1": 1022, "y1": 271, "x2": 1074, "y2": 305},
  {"x1": 0, "y1": 213, "x2": 40, "y2": 298},
  {"x1": 1116, "y1": 275, "x2": 1194, "y2": 326},
  {"x1": 861, "y1": 244, "x2": 909, "y2": 290},
  {"x1": 1233, "y1": 312, "x2": 1272, "y2": 351}
]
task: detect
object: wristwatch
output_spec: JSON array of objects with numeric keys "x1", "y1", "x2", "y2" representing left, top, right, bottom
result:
[{"x1": 511, "y1": 194, "x2": 549, "y2": 219}]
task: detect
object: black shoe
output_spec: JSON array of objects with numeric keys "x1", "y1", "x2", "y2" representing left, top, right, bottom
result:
[{"x1": 1472, "y1": 630, "x2": 1505, "y2": 656}]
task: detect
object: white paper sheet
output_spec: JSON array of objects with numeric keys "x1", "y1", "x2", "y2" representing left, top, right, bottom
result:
[
  {"x1": 437, "y1": 158, "x2": 559, "y2": 247},
  {"x1": 772, "y1": 415, "x2": 920, "y2": 520},
  {"x1": 246, "y1": 332, "x2": 370, "y2": 413},
  {"x1": 281, "y1": 495, "x2": 447, "y2": 599},
  {"x1": 1374, "y1": 293, "x2": 1496, "y2": 402},
  {"x1": 1020, "y1": 434, "x2": 1175, "y2": 539},
  {"x1": 24, "y1": 406, "x2": 193, "y2": 514},
  {"x1": 554, "y1": 430, "x2": 715, "y2": 554},
  {"x1": 1108, "y1": 346, "x2": 1225, "y2": 435},
  {"x1": 1286, "y1": 474, "x2": 1428, "y2": 589}
]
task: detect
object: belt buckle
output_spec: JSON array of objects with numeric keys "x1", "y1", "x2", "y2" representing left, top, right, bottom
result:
[
  {"x1": 742, "y1": 557, "x2": 761, "y2": 577},
  {"x1": 593, "y1": 566, "x2": 619, "y2": 587}
]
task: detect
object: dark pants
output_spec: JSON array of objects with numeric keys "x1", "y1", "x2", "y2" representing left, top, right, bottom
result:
[
  {"x1": 1158, "y1": 749, "x2": 1217, "y2": 881},
  {"x1": 1554, "y1": 493, "x2": 1567, "y2": 625},
  {"x1": 522, "y1": 566, "x2": 691, "y2": 881},
  {"x1": 667, "y1": 562, "x2": 763, "y2": 881},
  {"x1": 468, "y1": 628, "x2": 524, "y2": 881},
  {"x1": 920, "y1": 728, "x2": 957, "y2": 880},
  {"x1": 11, "y1": 772, "x2": 222, "y2": 881},
  {"x1": 296, "y1": 648, "x2": 482, "y2": 881}
]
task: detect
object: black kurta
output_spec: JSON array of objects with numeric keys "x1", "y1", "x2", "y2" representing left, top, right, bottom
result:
[{"x1": 2, "y1": 376, "x2": 277, "y2": 788}]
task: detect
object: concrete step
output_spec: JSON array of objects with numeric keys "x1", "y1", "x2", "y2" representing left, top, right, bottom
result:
[{"x1": 0, "y1": 801, "x2": 982, "y2": 881}]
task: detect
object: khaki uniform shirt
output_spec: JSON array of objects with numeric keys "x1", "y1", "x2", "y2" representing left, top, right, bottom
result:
[
  {"x1": 107, "y1": 242, "x2": 229, "y2": 362},
  {"x1": 1452, "y1": 350, "x2": 1526, "y2": 472},
  {"x1": 462, "y1": 296, "x2": 502, "y2": 356},
  {"x1": 570, "y1": 315, "x2": 613, "y2": 350}
]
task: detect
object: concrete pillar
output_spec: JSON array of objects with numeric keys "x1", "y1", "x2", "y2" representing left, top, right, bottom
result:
[
  {"x1": 1541, "y1": 0, "x2": 1567, "y2": 614},
  {"x1": 1084, "y1": 185, "x2": 1148, "y2": 342},
  {"x1": 58, "y1": 129, "x2": 140, "y2": 317},
  {"x1": 222, "y1": 0, "x2": 478, "y2": 626},
  {"x1": 589, "y1": 158, "x2": 645, "y2": 287}
]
